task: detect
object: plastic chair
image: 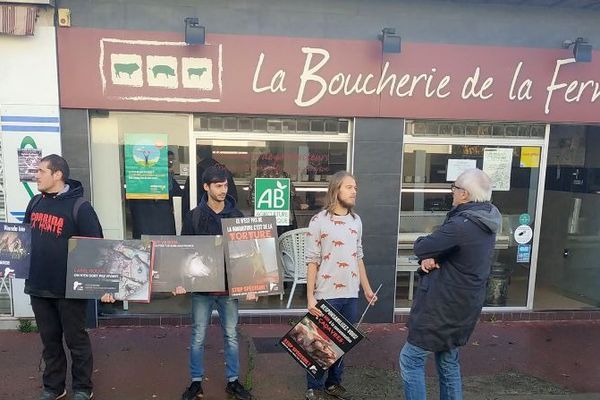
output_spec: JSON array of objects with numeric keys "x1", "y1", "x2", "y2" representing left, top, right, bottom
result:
[{"x1": 278, "y1": 228, "x2": 309, "y2": 309}]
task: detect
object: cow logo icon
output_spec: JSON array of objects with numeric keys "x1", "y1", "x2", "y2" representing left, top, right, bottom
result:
[
  {"x1": 182, "y1": 57, "x2": 213, "y2": 90},
  {"x1": 110, "y1": 53, "x2": 143, "y2": 87}
]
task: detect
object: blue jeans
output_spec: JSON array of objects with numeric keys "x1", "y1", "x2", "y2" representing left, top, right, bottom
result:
[
  {"x1": 307, "y1": 297, "x2": 358, "y2": 390},
  {"x1": 190, "y1": 294, "x2": 239, "y2": 382},
  {"x1": 399, "y1": 342, "x2": 463, "y2": 400}
]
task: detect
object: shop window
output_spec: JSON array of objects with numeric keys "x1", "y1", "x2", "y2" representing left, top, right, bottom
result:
[
  {"x1": 407, "y1": 120, "x2": 545, "y2": 138},
  {"x1": 238, "y1": 117, "x2": 252, "y2": 131},
  {"x1": 297, "y1": 119, "x2": 310, "y2": 132},
  {"x1": 253, "y1": 118, "x2": 267, "y2": 131},
  {"x1": 89, "y1": 111, "x2": 190, "y2": 241},
  {"x1": 192, "y1": 118, "x2": 352, "y2": 311},
  {"x1": 224, "y1": 117, "x2": 237, "y2": 131},
  {"x1": 397, "y1": 124, "x2": 543, "y2": 310},
  {"x1": 90, "y1": 112, "x2": 352, "y2": 314},
  {"x1": 282, "y1": 119, "x2": 297, "y2": 133}
]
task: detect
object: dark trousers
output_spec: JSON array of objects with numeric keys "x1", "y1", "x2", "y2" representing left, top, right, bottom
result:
[
  {"x1": 30, "y1": 296, "x2": 93, "y2": 393},
  {"x1": 307, "y1": 297, "x2": 358, "y2": 390}
]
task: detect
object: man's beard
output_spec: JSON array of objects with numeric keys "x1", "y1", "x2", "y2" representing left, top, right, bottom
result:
[
  {"x1": 337, "y1": 195, "x2": 354, "y2": 210},
  {"x1": 209, "y1": 192, "x2": 225, "y2": 203}
]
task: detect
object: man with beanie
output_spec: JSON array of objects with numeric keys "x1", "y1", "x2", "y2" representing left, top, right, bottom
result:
[
  {"x1": 24, "y1": 155, "x2": 103, "y2": 400},
  {"x1": 176, "y1": 165, "x2": 253, "y2": 400}
]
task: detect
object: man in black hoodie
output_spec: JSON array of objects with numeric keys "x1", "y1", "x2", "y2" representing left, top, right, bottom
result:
[
  {"x1": 176, "y1": 166, "x2": 253, "y2": 400},
  {"x1": 399, "y1": 168, "x2": 502, "y2": 400},
  {"x1": 182, "y1": 145, "x2": 238, "y2": 216},
  {"x1": 24, "y1": 155, "x2": 103, "y2": 400}
]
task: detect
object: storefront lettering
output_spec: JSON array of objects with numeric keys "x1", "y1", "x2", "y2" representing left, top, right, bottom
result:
[
  {"x1": 461, "y1": 67, "x2": 494, "y2": 100},
  {"x1": 292, "y1": 47, "x2": 453, "y2": 107},
  {"x1": 58, "y1": 28, "x2": 600, "y2": 122},
  {"x1": 509, "y1": 61, "x2": 533, "y2": 101},
  {"x1": 249, "y1": 45, "x2": 600, "y2": 116},
  {"x1": 252, "y1": 52, "x2": 287, "y2": 93},
  {"x1": 545, "y1": 58, "x2": 600, "y2": 114}
]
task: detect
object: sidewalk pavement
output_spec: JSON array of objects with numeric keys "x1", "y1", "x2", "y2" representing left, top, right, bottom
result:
[{"x1": 1, "y1": 320, "x2": 599, "y2": 400}]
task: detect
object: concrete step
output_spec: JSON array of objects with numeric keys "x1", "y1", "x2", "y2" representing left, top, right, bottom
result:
[{"x1": 0, "y1": 316, "x2": 18, "y2": 330}]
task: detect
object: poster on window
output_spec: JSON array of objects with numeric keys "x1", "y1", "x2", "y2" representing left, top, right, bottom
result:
[
  {"x1": 446, "y1": 159, "x2": 477, "y2": 181},
  {"x1": 280, "y1": 300, "x2": 364, "y2": 379},
  {"x1": 221, "y1": 216, "x2": 283, "y2": 298},
  {"x1": 143, "y1": 235, "x2": 225, "y2": 293},
  {"x1": 66, "y1": 238, "x2": 153, "y2": 302},
  {"x1": 17, "y1": 148, "x2": 42, "y2": 182},
  {"x1": 0, "y1": 223, "x2": 31, "y2": 279},
  {"x1": 124, "y1": 133, "x2": 169, "y2": 200},
  {"x1": 483, "y1": 148, "x2": 513, "y2": 191}
]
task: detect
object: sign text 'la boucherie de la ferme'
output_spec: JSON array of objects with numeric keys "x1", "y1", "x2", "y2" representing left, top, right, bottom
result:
[{"x1": 58, "y1": 28, "x2": 600, "y2": 123}]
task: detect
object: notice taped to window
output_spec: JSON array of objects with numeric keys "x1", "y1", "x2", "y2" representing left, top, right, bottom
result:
[
  {"x1": 17, "y1": 148, "x2": 42, "y2": 182},
  {"x1": 483, "y1": 148, "x2": 513, "y2": 191}
]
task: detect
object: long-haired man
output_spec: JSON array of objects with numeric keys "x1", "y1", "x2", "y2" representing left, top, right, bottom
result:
[{"x1": 304, "y1": 171, "x2": 377, "y2": 400}]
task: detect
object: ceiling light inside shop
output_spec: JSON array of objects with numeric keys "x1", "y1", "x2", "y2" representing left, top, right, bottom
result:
[
  {"x1": 209, "y1": 140, "x2": 267, "y2": 147},
  {"x1": 404, "y1": 144, "x2": 453, "y2": 154}
]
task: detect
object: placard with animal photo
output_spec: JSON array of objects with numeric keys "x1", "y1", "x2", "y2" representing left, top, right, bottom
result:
[
  {"x1": 280, "y1": 300, "x2": 364, "y2": 379},
  {"x1": 0, "y1": 223, "x2": 31, "y2": 279},
  {"x1": 221, "y1": 216, "x2": 283, "y2": 298},
  {"x1": 66, "y1": 238, "x2": 153, "y2": 302},
  {"x1": 143, "y1": 235, "x2": 225, "y2": 293}
]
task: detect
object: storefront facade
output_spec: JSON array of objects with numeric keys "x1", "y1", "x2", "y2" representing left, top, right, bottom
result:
[
  {"x1": 0, "y1": 2, "x2": 61, "y2": 323},
  {"x1": 6, "y1": 0, "x2": 600, "y2": 323}
]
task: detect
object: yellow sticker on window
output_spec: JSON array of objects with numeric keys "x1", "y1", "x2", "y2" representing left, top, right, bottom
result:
[{"x1": 520, "y1": 147, "x2": 540, "y2": 168}]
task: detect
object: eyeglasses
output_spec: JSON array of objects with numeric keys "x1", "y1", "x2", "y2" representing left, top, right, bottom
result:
[{"x1": 450, "y1": 183, "x2": 464, "y2": 192}]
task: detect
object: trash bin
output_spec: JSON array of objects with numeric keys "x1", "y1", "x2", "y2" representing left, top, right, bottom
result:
[{"x1": 485, "y1": 262, "x2": 511, "y2": 306}]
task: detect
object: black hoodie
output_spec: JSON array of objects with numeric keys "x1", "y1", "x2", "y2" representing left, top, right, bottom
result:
[
  {"x1": 23, "y1": 179, "x2": 103, "y2": 298},
  {"x1": 181, "y1": 193, "x2": 243, "y2": 236}
]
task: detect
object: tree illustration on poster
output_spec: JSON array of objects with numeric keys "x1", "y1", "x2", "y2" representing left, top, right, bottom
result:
[{"x1": 124, "y1": 133, "x2": 169, "y2": 199}]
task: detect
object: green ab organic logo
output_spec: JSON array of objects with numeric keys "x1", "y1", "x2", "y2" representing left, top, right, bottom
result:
[{"x1": 254, "y1": 178, "x2": 290, "y2": 225}]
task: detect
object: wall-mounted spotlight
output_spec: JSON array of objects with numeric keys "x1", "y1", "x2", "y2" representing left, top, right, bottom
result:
[
  {"x1": 378, "y1": 27, "x2": 401, "y2": 54},
  {"x1": 562, "y1": 37, "x2": 592, "y2": 62},
  {"x1": 185, "y1": 17, "x2": 205, "y2": 45}
]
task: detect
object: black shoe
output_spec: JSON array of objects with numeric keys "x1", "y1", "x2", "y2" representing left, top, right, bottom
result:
[
  {"x1": 325, "y1": 384, "x2": 351, "y2": 400},
  {"x1": 305, "y1": 389, "x2": 331, "y2": 400},
  {"x1": 181, "y1": 381, "x2": 203, "y2": 400},
  {"x1": 72, "y1": 391, "x2": 94, "y2": 400},
  {"x1": 38, "y1": 389, "x2": 67, "y2": 400},
  {"x1": 226, "y1": 379, "x2": 253, "y2": 400}
]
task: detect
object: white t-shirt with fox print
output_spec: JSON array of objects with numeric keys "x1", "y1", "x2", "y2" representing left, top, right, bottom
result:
[{"x1": 305, "y1": 210, "x2": 364, "y2": 300}]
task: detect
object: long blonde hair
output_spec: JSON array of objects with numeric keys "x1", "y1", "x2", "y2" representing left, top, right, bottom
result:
[{"x1": 324, "y1": 171, "x2": 356, "y2": 218}]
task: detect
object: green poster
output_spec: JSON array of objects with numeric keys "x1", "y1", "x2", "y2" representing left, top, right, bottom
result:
[
  {"x1": 124, "y1": 133, "x2": 169, "y2": 200},
  {"x1": 254, "y1": 178, "x2": 290, "y2": 225}
]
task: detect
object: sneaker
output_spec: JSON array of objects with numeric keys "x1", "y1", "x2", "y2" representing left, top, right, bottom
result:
[
  {"x1": 225, "y1": 379, "x2": 253, "y2": 400},
  {"x1": 325, "y1": 384, "x2": 351, "y2": 400},
  {"x1": 38, "y1": 389, "x2": 67, "y2": 400},
  {"x1": 72, "y1": 391, "x2": 94, "y2": 400},
  {"x1": 305, "y1": 389, "x2": 331, "y2": 400},
  {"x1": 181, "y1": 381, "x2": 203, "y2": 400}
]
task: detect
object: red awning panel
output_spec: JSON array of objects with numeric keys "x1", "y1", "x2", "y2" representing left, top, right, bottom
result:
[{"x1": 0, "y1": 5, "x2": 38, "y2": 36}]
